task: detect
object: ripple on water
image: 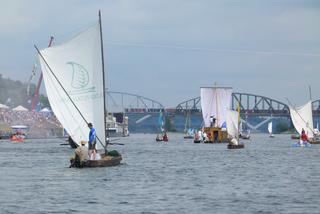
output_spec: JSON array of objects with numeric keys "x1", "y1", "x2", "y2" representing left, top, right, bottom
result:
[{"x1": 0, "y1": 133, "x2": 320, "y2": 213}]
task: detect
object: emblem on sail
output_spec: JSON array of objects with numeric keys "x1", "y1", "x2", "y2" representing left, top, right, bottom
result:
[{"x1": 67, "y1": 61, "x2": 95, "y2": 94}]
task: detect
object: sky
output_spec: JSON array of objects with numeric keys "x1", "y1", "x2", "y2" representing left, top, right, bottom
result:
[{"x1": 0, "y1": 0, "x2": 320, "y2": 107}]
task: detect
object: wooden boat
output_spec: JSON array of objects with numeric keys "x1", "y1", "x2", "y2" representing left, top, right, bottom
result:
[
  {"x1": 193, "y1": 139, "x2": 201, "y2": 143},
  {"x1": 84, "y1": 154, "x2": 122, "y2": 167},
  {"x1": 227, "y1": 144, "x2": 244, "y2": 149},
  {"x1": 156, "y1": 137, "x2": 168, "y2": 142},
  {"x1": 183, "y1": 135, "x2": 194, "y2": 139},
  {"x1": 309, "y1": 138, "x2": 320, "y2": 144}
]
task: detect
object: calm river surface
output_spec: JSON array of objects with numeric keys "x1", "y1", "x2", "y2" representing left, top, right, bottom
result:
[{"x1": 0, "y1": 133, "x2": 320, "y2": 214}]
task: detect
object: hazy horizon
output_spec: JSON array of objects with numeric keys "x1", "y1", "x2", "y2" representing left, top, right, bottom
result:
[{"x1": 1, "y1": 0, "x2": 319, "y2": 107}]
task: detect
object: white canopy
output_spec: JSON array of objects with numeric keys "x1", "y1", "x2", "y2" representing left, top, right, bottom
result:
[
  {"x1": 200, "y1": 87, "x2": 233, "y2": 127},
  {"x1": 40, "y1": 107, "x2": 51, "y2": 112},
  {"x1": 12, "y1": 105, "x2": 28, "y2": 111},
  {"x1": 0, "y1": 103, "x2": 9, "y2": 109},
  {"x1": 289, "y1": 101, "x2": 314, "y2": 138},
  {"x1": 39, "y1": 22, "x2": 106, "y2": 149}
]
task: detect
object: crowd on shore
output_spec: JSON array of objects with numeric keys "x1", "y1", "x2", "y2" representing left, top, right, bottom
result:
[{"x1": 0, "y1": 108, "x2": 62, "y2": 137}]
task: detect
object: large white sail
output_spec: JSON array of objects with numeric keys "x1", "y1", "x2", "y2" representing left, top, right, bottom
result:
[
  {"x1": 200, "y1": 87, "x2": 232, "y2": 127},
  {"x1": 226, "y1": 109, "x2": 239, "y2": 138},
  {"x1": 38, "y1": 23, "x2": 106, "y2": 149},
  {"x1": 289, "y1": 101, "x2": 314, "y2": 138},
  {"x1": 268, "y1": 121, "x2": 272, "y2": 135}
]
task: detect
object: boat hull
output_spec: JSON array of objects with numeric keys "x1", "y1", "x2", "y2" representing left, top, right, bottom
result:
[
  {"x1": 309, "y1": 140, "x2": 320, "y2": 144},
  {"x1": 184, "y1": 135, "x2": 194, "y2": 139},
  {"x1": 83, "y1": 155, "x2": 122, "y2": 167},
  {"x1": 227, "y1": 144, "x2": 244, "y2": 149}
]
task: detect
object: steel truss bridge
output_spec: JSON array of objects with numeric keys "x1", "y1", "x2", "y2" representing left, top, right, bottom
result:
[
  {"x1": 107, "y1": 91, "x2": 164, "y2": 113},
  {"x1": 175, "y1": 92, "x2": 320, "y2": 116}
]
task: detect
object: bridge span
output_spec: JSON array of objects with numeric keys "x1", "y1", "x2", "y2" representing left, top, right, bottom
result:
[{"x1": 175, "y1": 93, "x2": 320, "y2": 116}]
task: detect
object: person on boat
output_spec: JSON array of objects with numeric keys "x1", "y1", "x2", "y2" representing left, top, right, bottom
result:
[
  {"x1": 90, "y1": 149, "x2": 101, "y2": 160},
  {"x1": 88, "y1": 122, "x2": 96, "y2": 159},
  {"x1": 70, "y1": 140, "x2": 89, "y2": 167},
  {"x1": 300, "y1": 129, "x2": 308, "y2": 144},
  {"x1": 229, "y1": 136, "x2": 238, "y2": 145},
  {"x1": 194, "y1": 131, "x2": 200, "y2": 140},
  {"x1": 163, "y1": 132, "x2": 168, "y2": 141},
  {"x1": 210, "y1": 116, "x2": 214, "y2": 127},
  {"x1": 203, "y1": 131, "x2": 207, "y2": 142}
]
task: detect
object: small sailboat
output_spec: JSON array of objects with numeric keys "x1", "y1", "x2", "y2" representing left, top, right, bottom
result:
[
  {"x1": 289, "y1": 101, "x2": 316, "y2": 147},
  {"x1": 10, "y1": 125, "x2": 28, "y2": 142},
  {"x1": 268, "y1": 121, "x2": 274, "y2": 138},
  {"x1": 226, "y1": 109, "x2": 244, "y2": 149},
  {"x1": 37, "y1": 11, "x2": 122, "y2": 167},
  {"x1": 183, "y1": 111, "x2": 194, "y2": 139},
  {"x1": 239, "y1": 121, "x2": 251, "y2": 140},
  {"x1": 156, "y1": 111, "x2": 168, "y2": 142}
]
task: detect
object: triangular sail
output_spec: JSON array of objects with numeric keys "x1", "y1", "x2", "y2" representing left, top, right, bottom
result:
[
  {"x1": 226, "y1": 109, "x2": 239, "y2": 139},
  {"x1": 38, "y1": 23, "x2": 106, "y2": 149},
  {"x1": 289, "y1": 101, "x2": 314, "y2": 138},
  {"x1": 200, "y1": 87, "x2": 232, "y2": 127},
  {"x1": 268, "y1": 121, "x2": 272, "y2": 135}
]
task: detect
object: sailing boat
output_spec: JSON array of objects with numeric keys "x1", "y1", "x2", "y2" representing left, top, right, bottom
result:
[
  {"x1": 268, "y1": 121, "x2": 274, "y2": 138},
  {"x1": 36, "y1": 11, "x2": 122, "y2": 167},
  {"x1": 200, "y1": 86, "x2": 232, "y2": 143},
  {"x1": 156, "y1": 110, "x2": 168, "y2": 142},
  {"x1": 183, "y1": 111, "x2": 194, "y2": 139},
  {"x1": 226, "y1": 109, "x2": 244, "y2": 149},
  {"x1": 289, "y1": 101, "x2": 319, "y2": 146},
  {"x1": 239, "y1": 121, "x2": 251, "y2": 140}
]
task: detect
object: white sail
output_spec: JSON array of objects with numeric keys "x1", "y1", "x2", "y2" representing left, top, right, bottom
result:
[
  {"x1": 226, "y1": 109, "x2": 239, "y2": 138},
  {"x1": 268, "y1": 121, "x2": 272, "y2": 135},
  {"x1": 200, "y1": 87, "x2": 233, "y2": 127},
  {"x1": 39, "y1": 23, "x2": 106, "y2": 149},
  {"x1": 289, "y1": 101, "x2": 314, "y2": 138}
]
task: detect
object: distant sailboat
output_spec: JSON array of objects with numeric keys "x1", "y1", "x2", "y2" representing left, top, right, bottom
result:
[
  {"x1": 37, "y1": 11, "x2": 122, "y2": 167},
  {"x1": 289, "y1": 101, "x2": 318, "y2": 146},
  {"x1": 239, "y1": 121, "x2": 251, "y2": 140},
  {"x1": 200, "y1": 86, "x2": 232, "y2": 143},
  {"x1": 156, "y1": 110, "x2": 168, "y2": 142},
  {"x1": 268, "y1": 121, "x2": 274, "y2": 138},
  {"x1": 226, "y1": 109, "x2": 244, "y2": 149},
  {"x1": 184, "y1": 111, "x2": 194, "y2": 139}
]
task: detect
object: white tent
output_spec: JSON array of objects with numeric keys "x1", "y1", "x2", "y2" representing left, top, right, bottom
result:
[
  {"x1": 0, "y1": 103, "x2": 9, "y2": 109},
  {"x1": 12, "y1": 105, "x2": 28, "y2": 111},
  {"x1": 40, "y1": 107, "x2": 51, "y2": 112}
]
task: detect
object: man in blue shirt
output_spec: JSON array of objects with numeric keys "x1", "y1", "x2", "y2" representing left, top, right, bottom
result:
[{"x1": 88, "y1": 122, "x2": 96, "y2": 158}]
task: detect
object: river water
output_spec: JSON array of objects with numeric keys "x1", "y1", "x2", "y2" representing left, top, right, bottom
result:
[{"x1": 0, "y1": 133, "x2": 319, "y2": 214}]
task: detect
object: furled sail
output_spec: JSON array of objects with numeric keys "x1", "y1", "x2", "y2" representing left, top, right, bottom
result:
[
  {"x1": 268, "y1": 121, "x2": 272, "y2": 135},
  {"x1": 226, "y1": 109, "x2": 239, "y2": 138},
  {"x1": 289, "y1": 101, "x2": 314, "y2": 138},
  {"x1": 38, "y1": 23, "x2": 106, "y2": 149},
  {"x1": 200, "y1": 87, "x2": 232, "y2": 127}
]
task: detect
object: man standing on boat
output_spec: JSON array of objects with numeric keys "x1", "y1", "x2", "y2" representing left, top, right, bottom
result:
[{"x1": 88, "y1": 123, "x2": 96, "y2": 158}]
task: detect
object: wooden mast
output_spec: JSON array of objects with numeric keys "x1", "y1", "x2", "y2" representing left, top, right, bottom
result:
[{"x1": 99, "y1": 10, "x2": 108, "y2": 153}]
